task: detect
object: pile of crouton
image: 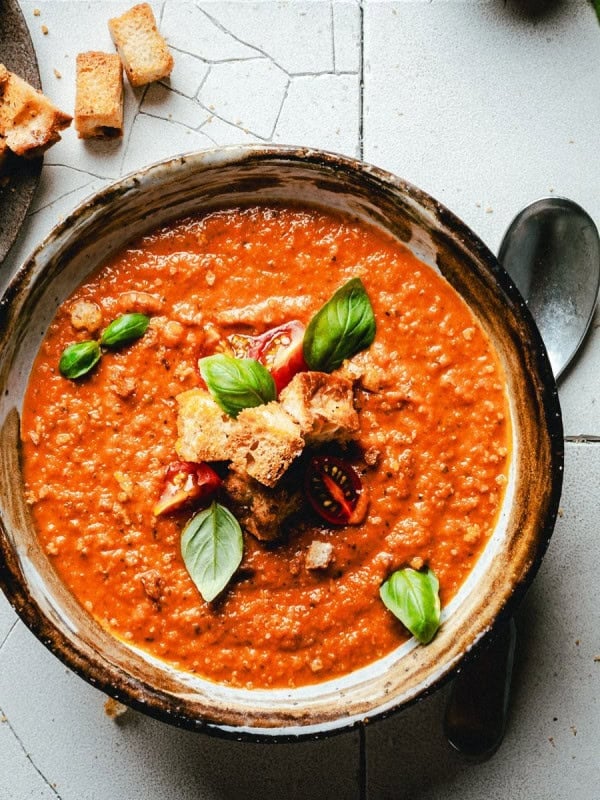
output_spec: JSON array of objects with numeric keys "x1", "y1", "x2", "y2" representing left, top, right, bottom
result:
[
  {"x1": 0, "y1": 3, "x2": 173, "y2": 171},
  {"x1": 176, "y1": 371, "x2": 361, "y2": 544},
  {"x1": 76, "y1": 2, "x2": 173, "y2": 139}
]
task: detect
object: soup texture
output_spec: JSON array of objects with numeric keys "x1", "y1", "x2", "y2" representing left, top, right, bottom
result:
[{"x1": 21, "y1": 206, "x2": 510, "y2": 688}]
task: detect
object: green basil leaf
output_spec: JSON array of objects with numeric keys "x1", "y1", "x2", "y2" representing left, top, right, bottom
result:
[
  {"x1": 303, "y1": 277, "x2": 376, "y2": 372},
  {"x1": 100, "y1": 313, "x2": 150, "y2": 348},
  {"x1": 181, "y1": 501, "x2": 243, "y2": 602},
  {"x1": 199, "y1": 354, "x2": 276, "y2": 417},
  {"x1": 380, "y1": 567, "x2": 441, "y2": 644},
  {"x1": 59, "y1": 340, "x2": 102, "y2": 379}
]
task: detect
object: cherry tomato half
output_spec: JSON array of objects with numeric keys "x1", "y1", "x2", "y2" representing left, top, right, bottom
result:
[
  {"x1": 227, "y1": 320, "x2": 307, "y2": 393},
  {"x1": 305, "y1": 455, "x2": 369, "y2": 525},
  {"x1": 153, "y1": 461, "x2": 222, "y2": 516}
]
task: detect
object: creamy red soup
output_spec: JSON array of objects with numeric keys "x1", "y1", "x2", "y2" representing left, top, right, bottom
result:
[{"x1": 21, "y1": 206, "x2": 510, "y2": 689}]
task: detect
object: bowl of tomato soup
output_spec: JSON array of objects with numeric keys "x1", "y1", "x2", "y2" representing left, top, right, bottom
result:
[{"x1": 0, "y1": 146, "x2": 563, "y2": 738}]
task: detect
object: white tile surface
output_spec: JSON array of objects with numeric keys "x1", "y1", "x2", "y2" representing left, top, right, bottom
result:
[
  {"x1": 198, "y1": 0, "x2": 336, "y2": 74},
  {"x1": 0, "y1": 623, "x2": 359, "y2": 799},
  {"x1": 362, "y1": 0, "x2": 600, "y2": 256},
  {"x1": 366, "y1": 443, "x2": 600, "y2": 800},
  {"x1": 1, "y1": 1, "x2": 599, "y2": 797},
  {"x1": 0, "y1": 716, "x2": 57, "y2": 800},
  {"x1": 362, "y1": 0, "x2": 600, "y2": 436}
]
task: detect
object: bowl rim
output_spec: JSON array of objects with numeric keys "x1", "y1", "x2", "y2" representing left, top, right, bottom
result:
[{"x1": 0, "y1": 144, "x2": 564, "y2": 741}]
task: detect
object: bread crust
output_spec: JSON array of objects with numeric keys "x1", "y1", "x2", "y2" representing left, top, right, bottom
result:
[
  {"x1": 230, "y1": 402, "x2": 304, "y2": 488},
  {"x1": 279, "y1": 371, "x2": 360, "y2": 444},
  {"x1": 108, "y1": 3, "x2": 174, "y2": 87},
  {"x1": 0, "y1": 64, "x2": 71, "y2": 158},
  {"x1": 223, "y1": 471, "x2": 302, "y2": 541},
  {"x1": 175, "y1": 389, "x2": 236, "y2": 463},
  {"x1": 75, "y1": 52, "x2": 123, "y2": 139}
]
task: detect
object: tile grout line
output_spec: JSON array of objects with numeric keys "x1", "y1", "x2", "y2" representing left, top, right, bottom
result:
[
  {"x1": 359, "y1": 0, "x2": 364, "y2": 160},
  {"x1": 358, "y1": 4, "x2": 366, "y2": 786}
]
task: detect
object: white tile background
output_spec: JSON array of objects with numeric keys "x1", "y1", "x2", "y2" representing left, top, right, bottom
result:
[{"x1": 1, "y1": 2, "x2": 599, "y2": 797}]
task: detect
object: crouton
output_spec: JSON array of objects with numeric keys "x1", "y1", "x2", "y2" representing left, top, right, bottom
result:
[
  {"x1": 230, "y1": 402, "x2": 304, "y2": 487},
  {"x1": 108, "y1": 3, "x2": 174, "y2": 87},
  {"x1": 305, "y1": 540, "x2": 334, "y2": 571},
  {"x1": 223, "y1": 471, "x2": 302, "y2": 541},
  {"x1": 175, "y1": 389, "x2": 236, "y2": 462},
  {"x1": 75, "y1": 52, "x2": 123, "y2": 139},
  {"x1": 279, "y1": 371, "x2": 359, "y2": 444},
  {"x1": 0, "y1": 65, "x2": 71, "y2": 157}
]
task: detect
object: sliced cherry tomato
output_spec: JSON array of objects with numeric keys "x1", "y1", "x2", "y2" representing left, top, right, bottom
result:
[
  {"x1": 153, "y1": 461, "x2": 222, "y2": 516},
  {"x1": 226, "y1": 320, "x2": 307, "y2": 393},
  {"x1": 305, "y1": 455, "x2": 369, "y2": 526}
]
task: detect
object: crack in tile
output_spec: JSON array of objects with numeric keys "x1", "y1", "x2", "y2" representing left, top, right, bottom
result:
[
  {"x1": 268, "y1": 79, "x2": 291, "y2": 140},
  {"x1": 198, "y1": 104, "x2": 270, "y2": 142},
  {"x1": 0, "y1": 619, "x2": 18, "y2": 654},
  {"x1": 120, "y1": 85, "x2": 149, "y2": 175},
  {"x1": 30, "y1": 179, "x2": 97, "y2": 216},
  {"x1": 196, "y1": 64, "x2": 211, "y2": 96},
  {"x1": 41, "y1": 163, "x2": 108, "y2": 183},
  {"x1": 169, "y1": 43, "x2": 258, "y2": 66},
  {"x1": 168, "y1": 45, "x2": 269, "y2": 69},
  {"x1": 331, "y1": 0, "x2": 336, "y2": 72},
  {"x1": 166, "y1": 44, "x2": 209, "y2": 64},
  {"x1": 138, "y1": 108, "x2": 202, "y2": 134},
  {"x1": 0, "y1": 705, "x2": 62, "y2": 798},
  {"x1": 195, "y1": 3, "x2": 291, "y2": 76},
  {"x1": 198, "y1": 126, "x2": 218, "y2": 146}
]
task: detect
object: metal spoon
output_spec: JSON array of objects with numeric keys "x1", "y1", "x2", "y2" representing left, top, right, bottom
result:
[{"x1": 444, "y1": 197, "x2": 600, "y2": 760}]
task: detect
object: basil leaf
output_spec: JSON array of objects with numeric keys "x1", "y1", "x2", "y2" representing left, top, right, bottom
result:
[
  {"x1": 380, "y1": 567, "x2": 441, "y2": 644},
  {"x1": 303, "y1": 277, "x2": 376, "y2": 372},
  {"x1": 181, "y1": 501, "x2": 243, "y2": 602},
  {"x1": 100, "y1": 313, "x2": 149, "y2": 348},
  {"x1": 199, "y1": 354, "x2": 276, "y2": 417},
  {"x1": 59, "y1": 340, "x2": 101, "y2": 379}
]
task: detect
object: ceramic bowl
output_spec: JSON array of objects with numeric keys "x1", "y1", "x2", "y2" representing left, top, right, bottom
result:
[{"x1": 0, "y1": 145, "x2": 563, "y2": 739}]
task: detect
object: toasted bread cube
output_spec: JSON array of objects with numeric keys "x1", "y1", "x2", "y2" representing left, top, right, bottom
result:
[
  {"x1": 0, "y1": 65, "x2": 71, "y2": 157},
  {"x1": 175, "y1": 389, "x2": 236, "y2": 462},
  {"x1": 305, "y1": 540, "x2": 334, "y2": 571},
  {"x1": 108, "y1": 3, "x2": 174, "y2": 87},
  {"x1": 75, "y1": 52, "x2": 123, "y2": 139},
  {"x1": 279, "y1": 371, "x2": 359, "y2": 444},
  {"x1": 223, "y1": 471, "x2": 301, "y2": 541},
  {"x1": 230, "y1": 402, "x2": 304, "y2": 488}
]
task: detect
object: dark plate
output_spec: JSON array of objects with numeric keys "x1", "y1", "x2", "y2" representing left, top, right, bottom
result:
[{"x1": 0, "y1": 0, "x2": 42, "y2": 265}]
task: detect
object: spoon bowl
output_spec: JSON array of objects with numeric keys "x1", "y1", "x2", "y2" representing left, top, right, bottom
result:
[{"x1": 498, "y1": 197, "x2": 600, "y2": 378}]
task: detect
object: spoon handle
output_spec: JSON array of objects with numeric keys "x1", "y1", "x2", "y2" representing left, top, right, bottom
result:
[{"x1": 443, "y1": 618, "x2": 517, "y2": 760}]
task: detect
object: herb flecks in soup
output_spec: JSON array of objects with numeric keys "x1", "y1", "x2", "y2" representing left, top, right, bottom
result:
[{"x1": 21, "y1": 206, "x2": 510, "y2": 689}]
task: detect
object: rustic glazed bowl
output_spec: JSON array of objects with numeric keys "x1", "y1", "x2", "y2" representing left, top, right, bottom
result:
[{"x1": 0, "y1": 145, "x2": 563, "y2": 740}]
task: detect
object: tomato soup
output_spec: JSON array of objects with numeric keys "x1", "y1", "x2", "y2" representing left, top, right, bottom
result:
[{"x1": 21, "y1": 206, "x2": 510, "y2": 688}]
